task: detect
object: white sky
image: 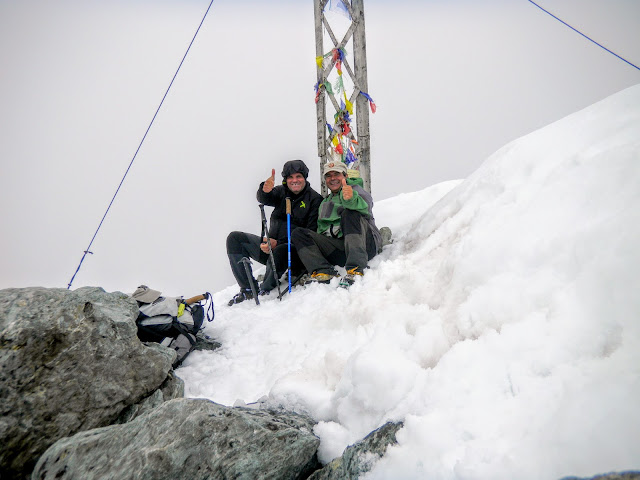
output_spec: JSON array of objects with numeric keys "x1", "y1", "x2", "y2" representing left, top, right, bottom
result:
[
  {"x1": 180, "y1": 84, "x2": 640, "y2": 479},
  {"x1": 0, "y1": 0, "x2": 639, "y2": 294}
]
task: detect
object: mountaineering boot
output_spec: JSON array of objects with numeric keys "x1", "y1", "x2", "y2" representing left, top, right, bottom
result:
[
  {"x1": 339, "y1": 267, "x2": 364, "y2": 288},
  {"x1": 305, "y1": 270, "x2": 340, "y2": 285},
  {"x1": 291, "y1": 272, "x2": 310, "y2": 287},
  {"x1": 227, "y1": 288, "x2": 255, "y2": 306}
]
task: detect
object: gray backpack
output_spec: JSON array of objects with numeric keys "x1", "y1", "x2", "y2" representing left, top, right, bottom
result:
[{"x1": 134, "y1": 292, "x2": 213, "y2": 368}]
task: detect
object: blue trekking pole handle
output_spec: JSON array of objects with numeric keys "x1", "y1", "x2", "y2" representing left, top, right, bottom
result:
[{"x1": 286, "y1": 197, "x2": 292, "y2": 293}]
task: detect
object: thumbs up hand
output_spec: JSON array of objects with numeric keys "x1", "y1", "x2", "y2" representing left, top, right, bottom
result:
[
  {"x1": 341, "y1": 177, "x2": 353, "y2": 201},
  {"x1": 263, "y1": 168, "x2": 276, "y2": 193}
]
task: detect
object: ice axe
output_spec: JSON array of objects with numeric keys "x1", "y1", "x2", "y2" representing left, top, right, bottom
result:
[{"x1": 238, "y1": 257, "x2": 259, "y2": 305}]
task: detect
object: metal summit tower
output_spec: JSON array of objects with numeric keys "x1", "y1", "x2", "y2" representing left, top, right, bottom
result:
[{"x1": 314, "y1": 0, "x2": 375, "y2": 194}]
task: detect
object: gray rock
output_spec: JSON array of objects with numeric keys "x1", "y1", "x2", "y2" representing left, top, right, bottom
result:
[
  {"x1": 116, "y1": 370, "x2": 185, "y2": 424},
  {"x1": 379, "y1": 226, "x2": 393, "y2": 246},
  {"x1": 32, "y1": 397, "x2": 321, "y2": 480},
  {"x1": 309, "y1": 421, "x2": 403, "y2": 479},
  {"x1": 0, "y1": 287, "x2": 175, "y2": 479},
  {"x1": 560, "y1": 472, "x2": 640, "y2": 480}
]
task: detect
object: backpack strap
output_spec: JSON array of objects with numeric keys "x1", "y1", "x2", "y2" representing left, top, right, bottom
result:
[
  {"x1": 203, "y1": 292, "x2": 214, "y2": 323},
  {"x1": 171, "y1": 320, "x2": 198, "y2": 345}
]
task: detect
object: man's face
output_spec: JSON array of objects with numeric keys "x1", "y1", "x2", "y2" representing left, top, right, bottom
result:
[
  {"x1": 286, "y1": 172, "x2": 306, "y2": 194},
  {"x1": 324, "y1": 171, "x2": 344, "y2": 194}
]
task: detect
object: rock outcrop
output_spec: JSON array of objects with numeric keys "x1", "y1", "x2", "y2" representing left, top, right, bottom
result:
[
  {"x1": 309, "y1": 421, "x2": 403, "y2": 479},
  {"x1": 32, "y1": 397, "x2": 321, "y2": 480},
  {"x1": 1, "y1": 286, "x2": 320, "y2": 480},
  {"x1": 4, "y1": 286, "x2": 631, "y2": 480},
  {"x1": 0, "y1": 287, "x2": 174, "y2": 479},
  {"x1": 116, "y1": 369, "x2": 185, "y2": 424}
]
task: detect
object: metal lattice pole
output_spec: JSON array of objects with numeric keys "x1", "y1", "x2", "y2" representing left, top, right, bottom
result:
[
  {"x1": 314, "y1": 0, "x2": 372, "y2": 194},
  {"x1": 314, "y1": 0, "x2": 329, "y2": 194}
]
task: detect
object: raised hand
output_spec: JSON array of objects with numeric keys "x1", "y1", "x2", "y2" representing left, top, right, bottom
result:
[
  {"x1": 341, "y1": 177, "x2": 353, "y2": 200},
  {"x1": 263, "y1": 168, "x2": 276, "y2": 193}
]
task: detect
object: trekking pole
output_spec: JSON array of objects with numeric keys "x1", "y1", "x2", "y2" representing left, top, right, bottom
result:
[
  {"x1": 239, "y1": 257, "x2": 259, "y2": 305},
  {"x1": 259, "y1": 204, "x2": 283, "y2": 301},
  {"x1": 286, "y1": 197, "x2": 292, "y2": 293}
]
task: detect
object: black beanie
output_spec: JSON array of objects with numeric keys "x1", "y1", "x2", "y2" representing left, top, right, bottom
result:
[{"x1": 281, "y1": 159, "x2": 309, "y2": 179}]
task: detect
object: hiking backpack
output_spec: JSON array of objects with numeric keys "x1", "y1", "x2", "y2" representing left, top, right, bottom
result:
[{"x1": 135, "y1": 293, "x2": 214, "y2": 368}]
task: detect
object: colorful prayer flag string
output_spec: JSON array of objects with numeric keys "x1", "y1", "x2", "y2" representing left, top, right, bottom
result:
[
  {"x1": 324, "y1": 0, "x2": 351, "y2": 20},
  {"x1": 313, "y1": 45, "x2": 377, "y2": 172},
  {"x1": 359, "y1": 92, "x2": 377, "y2": 113},
  {"x1": 344, "y1": 92, "x2": 353, "y2": 115}
]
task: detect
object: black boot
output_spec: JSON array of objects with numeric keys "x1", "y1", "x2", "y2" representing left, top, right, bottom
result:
[{"x1": 227, "y1": 288, "x2": 254, "y2": 306}]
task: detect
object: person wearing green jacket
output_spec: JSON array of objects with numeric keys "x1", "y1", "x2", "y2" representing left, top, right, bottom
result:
[{"x1": 291, "y1": 161, "x2": 382, "y2": 286}]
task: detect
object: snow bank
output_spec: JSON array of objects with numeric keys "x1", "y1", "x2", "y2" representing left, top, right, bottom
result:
[{"x1": 180, "y1": 84, "x2": 640, "y2": 479}]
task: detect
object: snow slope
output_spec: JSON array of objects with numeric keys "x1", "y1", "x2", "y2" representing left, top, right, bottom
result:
[{"x1": 179, "y1": 84, "x2": 640, "y2": 480}]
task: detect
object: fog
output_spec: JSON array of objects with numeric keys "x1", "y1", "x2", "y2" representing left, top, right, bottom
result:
[{"x1": 1, "y1": 0, "x2": 638, "y2": 294}]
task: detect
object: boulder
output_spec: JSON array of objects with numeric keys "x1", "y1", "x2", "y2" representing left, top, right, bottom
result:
[
  {"x1": 116, "y1": 370, "x2": 185, "y2": 424},
  {"x1": 0, "y1": 287, "x2": 175, "y2": 479},
  {"x1": 32, "y1": 397, "x2": 321, "y2": 480},
  {"x1": 309, "y1": 421, "x2": 403, "y2": 479}
]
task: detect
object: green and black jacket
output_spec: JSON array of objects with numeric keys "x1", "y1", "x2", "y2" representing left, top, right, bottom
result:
[{"x1": 317, "y1": 177, "x2": 382, "y2": 252}]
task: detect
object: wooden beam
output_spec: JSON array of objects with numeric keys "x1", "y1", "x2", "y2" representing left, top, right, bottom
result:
[
  {"x1": 352, "y1": 0, "x2": 371, "y2": 193},
  {"x1": 314, "y1": 0, "x2": 328, "y2": 195}
]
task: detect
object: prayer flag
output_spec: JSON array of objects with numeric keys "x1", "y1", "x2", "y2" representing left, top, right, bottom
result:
[{"x1": 325, "y1": 0, "x2": 351, "y2": 20}]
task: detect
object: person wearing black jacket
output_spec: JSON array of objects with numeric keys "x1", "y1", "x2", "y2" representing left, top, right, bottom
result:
[{"x1": 226, "y1": 159, "x2": 323, "y2": 305}]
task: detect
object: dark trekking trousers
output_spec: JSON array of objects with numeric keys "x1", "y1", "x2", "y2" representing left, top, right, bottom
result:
[
  {"x1": 226, "y1": 231, "x2": 304, "y2": 291},
  {"x1": 291, "y1": 209, "x2": 378, "y2": 275}
]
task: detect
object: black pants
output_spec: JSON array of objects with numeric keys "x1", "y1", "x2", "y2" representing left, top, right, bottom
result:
[
  {"x1": 291, "y1": 209, "x2": 377, "y2": 275},
  {"x1": 226, "y1": 231, "x2": 304, "y2": 291}
]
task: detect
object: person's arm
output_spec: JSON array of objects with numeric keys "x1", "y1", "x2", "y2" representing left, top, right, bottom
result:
[
  {"x1": 304, "y1": 194, "x2": 322, "y2": 231},
  {"x1": 257, "y1": 169, "x2": 285, "y2": 206},
  {"x1": 257, "y1": 185, "x2": 282, "y2": 206},
  {"x1": 340, "y1": 178, "x2": 369, "y2": 215}
]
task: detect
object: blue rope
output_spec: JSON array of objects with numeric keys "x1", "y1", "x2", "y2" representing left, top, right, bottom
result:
[
  {"x1": 528, "y1": 0, "x2": 640, "y2": 72},
  {"x1": 67, "y1": 0, "x2": 216, "y2": 290}
]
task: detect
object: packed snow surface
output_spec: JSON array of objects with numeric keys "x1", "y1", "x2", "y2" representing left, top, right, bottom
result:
[{"x1": 180, "y1": 85, "x2": 640, "y2": 479}]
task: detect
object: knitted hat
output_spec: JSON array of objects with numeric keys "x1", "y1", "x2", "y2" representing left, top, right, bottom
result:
[{"x1": 281, "y1": 159, "x2": 309, "y2": 179}]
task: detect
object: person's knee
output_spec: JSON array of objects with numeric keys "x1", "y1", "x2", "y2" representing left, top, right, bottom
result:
[
  {"x1": 291, "y1": 228, "x2": 305, "y2": 241},
  {"x1": 341, "y1": 209, "x2": 365, "y2": 235},
  {"x1": 227, "y1": 231, "x2": 246, "y2": 253},
  {"x1": 291, "y1": 227, "x2": 313, "y2": 247},
  {"x1": 342, "y1": 209, "x2": 364, "y2": 221}
]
